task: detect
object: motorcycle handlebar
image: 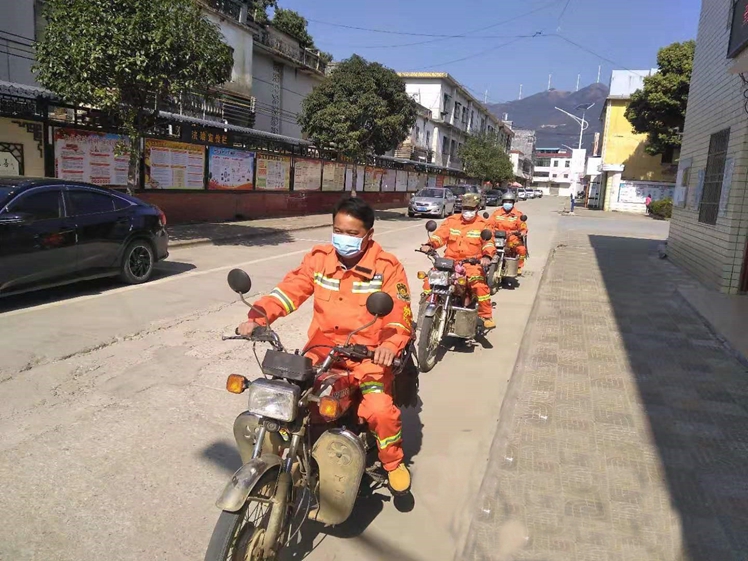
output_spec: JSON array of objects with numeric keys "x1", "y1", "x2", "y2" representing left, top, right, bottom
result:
[{"x1": 335, "y1": 344, "x2": 402, "y2": 368}]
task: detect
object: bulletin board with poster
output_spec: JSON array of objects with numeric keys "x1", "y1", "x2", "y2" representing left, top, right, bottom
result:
[
  {"x1": 207, "y1": 147, "x2": 255, "y2": 190},
  {"x1": 54, "y1": 128, "x2": 130, "y2": 186},
  {"x1": 364, "y1": 167, "x2": 383, "y2": 192},
  {"x1": 407, "y1": 172, "x2": 419, "y2": 192},
  {"x1": 395, "y1": 170, "x2": 408, "y2": 192},
  {"x1": 345, "y1": 165, "x2": 364, "y2": 192},
  {"x1": 381, "y1": 169, "x2": 397, "y2": 192},
  {"x1": 145, "y1": 139, "x2": 205, "y2": 189},
  {"x1": 436, "y1": 175, "x2": 446, "y2": 188},
  {"x1": 426, "y1": 175, "x2": 437, "y2": 187},
  {"x1": 256, "y1": 153, "x2": 291, "y2": 190},
  {"x1": 322, "y1": 162, "x2": 346, "y2": 191},
  {"x1": 417, "y1": 173, "x2": 427, "y2": 190},
  {"x1": 293, "y1": 158, "x2": 323, "y2": 191}
]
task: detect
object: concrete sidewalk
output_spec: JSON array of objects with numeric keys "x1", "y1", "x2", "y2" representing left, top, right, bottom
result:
[
  {"x1": 461, "y1": 229, "x2": 748, "y2": 561},
  {"x1": 168, "y1": 207, "x2": 409, "y2": 248}
]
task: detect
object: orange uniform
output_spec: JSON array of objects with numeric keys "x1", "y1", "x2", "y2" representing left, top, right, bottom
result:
[
  {"x1": 426, "y1": 214, "x2": 495, "y2": 319},
  {"x1": 248, "y1": 241, "x2": 412, "y2": 472},
  {"x1": 489, "y1": 207, "x2": 528, "y2": 271}
]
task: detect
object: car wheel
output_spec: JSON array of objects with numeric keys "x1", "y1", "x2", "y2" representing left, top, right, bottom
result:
[
  {"x1": 120, "y1": 239, "x2": 155, "y2": 284},
  {"x1": 408, "y1": 212, "x2": 415, "y2": 217},
  {"x1": 439, "y1": 205, "x2": 445, "y2": 218}
]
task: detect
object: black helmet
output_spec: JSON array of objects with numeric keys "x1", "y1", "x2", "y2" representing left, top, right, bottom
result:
[{"x1": 502, "y1": 191, "x2": 517, "y2": 203}]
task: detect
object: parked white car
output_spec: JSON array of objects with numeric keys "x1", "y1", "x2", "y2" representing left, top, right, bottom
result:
[{"x1": 517, "y1": 188, "x2": 528, "y2": 200}]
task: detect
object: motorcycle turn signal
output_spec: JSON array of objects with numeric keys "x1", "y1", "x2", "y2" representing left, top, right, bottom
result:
[
  {"x1": 417, "y1": 271, "x2": 427, "y2": 279},
  {"x1": 226, "y1": 374, "x2": 249, "y2": 394}
]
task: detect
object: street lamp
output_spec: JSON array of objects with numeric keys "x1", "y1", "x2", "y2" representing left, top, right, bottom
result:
[{"x1": 554, "y1": 103, "x2": 596, "y2": 149}]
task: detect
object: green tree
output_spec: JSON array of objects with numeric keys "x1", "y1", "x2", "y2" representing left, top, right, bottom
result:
[
  {"x1": 272, "y1": 8, "x2": 314, "y2": 49},
  {"x1": 459, "y1": 133, "x2": 514, "y2": 184},
  {"x1": 245, "y1": 0, "x2": 277, "y2": 24},
  {"x1": 35, "y1": 0, "x2": 233, "y2": 193},
  {"x1": 299, "y1": 55, "x2": 417, "y2": 190},
  {"x1": 625, "y1": 40, "x2": 695, "y2": 157}
]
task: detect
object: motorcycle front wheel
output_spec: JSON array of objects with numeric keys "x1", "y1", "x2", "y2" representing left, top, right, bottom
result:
[
  {"x1": 418, "y1": 306, "x2": 443, "y2": 372},
  {"x1": 204, "y1": 469, "x2": 285, "y2": 561}
]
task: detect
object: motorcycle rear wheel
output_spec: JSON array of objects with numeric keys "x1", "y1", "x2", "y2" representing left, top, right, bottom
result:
[
  {"x1": 204, "y1": 469, "x2": 283, "y2": 561},
  {"x1": 417, "y1": 307, "x2": 442, "y2": 372}
]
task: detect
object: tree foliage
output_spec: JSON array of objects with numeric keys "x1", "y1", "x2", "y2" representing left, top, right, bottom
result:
[
  {"x1": 272, "y1": 8, "x2": 314, "y2": 49},
  {"x1": 459, "y1": 133, "x2": 514, "y2": 184},
  {"x1": 245, "y1": 0, "x2": 277, "y2": 24},
  {"x1": 299, "y1": 55, "x2": 417, "y2": 161},
  {"x1": 35, "y1": 0, "x2": 233, "y2": 191},
  {"x1": 625, "y1": 40, "x2": 695, "y2": 157}
]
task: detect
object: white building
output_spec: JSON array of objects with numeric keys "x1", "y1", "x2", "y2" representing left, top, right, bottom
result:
[
  {"x1": 510, "y1": 151, "x2": 533, "y2": 186},
  {"x1": 397, "y1": 72, "x2": 512, "y2": 170},
  {"x1": 392, "y1": 102, "x2": 435, "y2": 163},
  {"x1": 532, "y1": 148, "x2": 573, "y2": 195}
]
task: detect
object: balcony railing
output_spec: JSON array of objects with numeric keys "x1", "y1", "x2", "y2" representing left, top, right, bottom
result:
[
  {"x1": 153, "y1": 90, "x2": 256, "y2": 129},
  {"x1": 254, "y1": 29, "x2": 328, "y2": 75},
  {"x1": 204, "y1": 0, "x2": 244, "y2": 22}
]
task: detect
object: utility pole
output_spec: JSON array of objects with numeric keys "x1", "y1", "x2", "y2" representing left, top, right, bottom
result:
[
  {"x1": 484, "y1": 89, "x2": 488, "y2": 104},
  {"x1": 518, "y1": 84, "x2": 523, "y2": 100},
  {"x1": 547, "y1": 74, "x2": 552, "y2": 91},
  {"x1": 555, "y1": 103, "x2": 596, "y2": 149},
  {"x1": 597, "y1": 65, "x2": 601, "y2": 84},
  {"x1": 576, "y1": 74, "x2": 580, "y2": 92}
]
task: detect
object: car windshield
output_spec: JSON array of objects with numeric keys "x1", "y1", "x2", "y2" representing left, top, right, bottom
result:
[
  {"x1": 447, "y1": 186, "x2": 466, "y2": 195},
  {"x1": 416, "y1": 189, "x2": 444, "y2": 198}
]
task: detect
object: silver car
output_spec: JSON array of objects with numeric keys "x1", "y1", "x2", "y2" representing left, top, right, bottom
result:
[{"x1": 408, "y1": 188, "x2": 456, "y2": 218}]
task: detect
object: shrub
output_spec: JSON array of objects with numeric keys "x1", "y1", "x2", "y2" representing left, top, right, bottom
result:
[{"x1": 649, "y1": 198, "x2": 672, "y2": 219}]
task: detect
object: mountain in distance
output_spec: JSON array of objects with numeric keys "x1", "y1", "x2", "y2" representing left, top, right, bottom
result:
[{"x1": 488, "y1": 83, "x2": 609, "y2": 152}]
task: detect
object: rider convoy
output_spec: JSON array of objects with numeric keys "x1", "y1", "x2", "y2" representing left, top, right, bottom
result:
[{"x1": 204, "y1": 189, "x2": 529, "y2": 561}]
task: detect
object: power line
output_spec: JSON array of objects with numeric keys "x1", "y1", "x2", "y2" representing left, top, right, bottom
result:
[
  {"x1": 313, "y1": 0, "x2": 558, "y2": 49},
  {"x1": 317, "y1": 34, "x2": 538, "y2": 49},
  {"x1": 307, "y1": 0, "x2": 557, "y2": 40},
  {"x1": 417, "y1": 35, "x2": 539, "y2": 71},
  {"x1": 0, "y1": 49, "x2": 35, "y2": 62},
  {"x1": 554, "y1": 34, "x2": 631, "y2": 72},
  {"x1": 557, "y1": 0, "x2": 573, "y2": 27}
]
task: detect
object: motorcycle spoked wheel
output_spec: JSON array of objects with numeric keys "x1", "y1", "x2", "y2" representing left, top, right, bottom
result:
[
  {"x1": 417, "y1": 305, "x2": 443, "y2": 373},
  {"x1": 204, "y1": 469, "x2": 286, "y2": 561}
]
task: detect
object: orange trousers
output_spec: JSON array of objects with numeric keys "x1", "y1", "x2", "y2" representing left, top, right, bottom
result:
[
  {"x1": 421, "y1": 263, "x2": 492, "y2": 319},
  {"x1": 305, "y1": 334, "x2": 403, "y2": 472}
]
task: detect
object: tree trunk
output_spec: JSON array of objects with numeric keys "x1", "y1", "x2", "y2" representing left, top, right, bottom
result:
[
  {"x1": 127, "y1": 135, "x2": 141, "y2": 196},
  {"x1": 351, "y1": 165, "x2": 357, "y2": 197}
]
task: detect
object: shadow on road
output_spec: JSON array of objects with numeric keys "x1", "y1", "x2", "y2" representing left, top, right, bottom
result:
[
  {"x1": 0, "y1": 260, "x2": 196, "y2": 314},
  {"x1": 200, "y1": 441, "x2": 242, "y2": 475},
  {"x1": 589, "y1": 234, "x2": 748, "y2": 560}
]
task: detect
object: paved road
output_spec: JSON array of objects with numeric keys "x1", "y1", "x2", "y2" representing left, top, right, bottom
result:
[{"x1": 0, "y1": 197, "x2": 561, "y2": 561}]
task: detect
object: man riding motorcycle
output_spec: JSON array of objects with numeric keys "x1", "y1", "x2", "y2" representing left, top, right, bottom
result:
[
  {"x1": 488, "y1": 191, "x2": 528, "y2": 275},
  {"x1": 236, "y1": 197, "x2": 413, "y2": 494},
  {"x1": 419, "y1": 193, "x2": 496, "y2": 329}
]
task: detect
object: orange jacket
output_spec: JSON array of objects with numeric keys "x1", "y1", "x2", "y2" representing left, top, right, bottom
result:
[
  {"x1": 248, "y1": 241, "x2": 413, "y2": 355},
  {"x1": 427, "y1": 214, "x2": 495, "y2": 260},
  {"x1": 488, "y1": 207, "x2": 528, "y2": 236}
]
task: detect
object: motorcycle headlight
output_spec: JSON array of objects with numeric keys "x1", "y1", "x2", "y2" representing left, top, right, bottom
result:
[
  {"x1": 496, "y1": 238, "x2": 505, "y2": 247},
  {"x1": 428, "y1": 270, "x2": 450, "y2": 286},
  {"x1": 247, "y1": 379, "x2": 300, "y2": 422}
]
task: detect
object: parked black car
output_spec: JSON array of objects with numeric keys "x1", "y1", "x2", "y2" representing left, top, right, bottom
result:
[
  {"x1": 485, "y1": 189, "x2": 505, "y2": 206},
  {"x1": 0, "y1": 178, "x2": 169, "y2": 296},
  {"x1": 446, "y1": 184, "x2": 486, "y2": 212}
]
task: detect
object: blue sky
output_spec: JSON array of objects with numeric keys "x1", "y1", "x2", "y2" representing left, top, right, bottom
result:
[{"x1": 274, "y1": 0, "x2": 701, "y2": 104}]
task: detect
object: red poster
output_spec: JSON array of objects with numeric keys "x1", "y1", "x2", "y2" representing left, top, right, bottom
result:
[{"x1": 436, "y1": 175, "x2": 446, "y2": 187}]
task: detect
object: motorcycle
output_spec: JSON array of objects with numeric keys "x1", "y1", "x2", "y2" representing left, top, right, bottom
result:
[
  {"x1": 205, "y1": 269, "x2": 414, "y2": 561},
  {"x1": 415, "y1": 220, "x2": 493, "y2": 372},
  {"x1": 484, "y1": 212, "x2": 527, "y2": 293}
]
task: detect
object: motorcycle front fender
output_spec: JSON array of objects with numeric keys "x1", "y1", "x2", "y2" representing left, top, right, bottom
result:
[{"x1": 215, "y1": 454, "x2": 282, "y2": 512}]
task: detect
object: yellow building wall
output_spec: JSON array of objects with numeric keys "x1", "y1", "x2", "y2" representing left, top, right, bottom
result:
[
  {"x1": 0, "y1": 117, "x2": 46, "y2": 177},
  {"x1": 602, "y1": 100, "x2": 676, "y2": 183}
]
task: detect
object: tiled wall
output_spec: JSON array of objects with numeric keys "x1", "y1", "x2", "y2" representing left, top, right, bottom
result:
[{"x1": 668, "y1": 0, "x2": 748, "y2": 294}]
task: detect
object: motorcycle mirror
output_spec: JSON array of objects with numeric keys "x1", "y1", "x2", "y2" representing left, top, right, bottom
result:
[
  {"x1": 520, "y1": 215, "x2": 528, "y2": 222},
  {"x1": 425, "y1": 220, "x2": 437, "y2": 232},
  {"x1": 482, "y1": 212, "x2": 490, "y2": 219},
  {"x1": 366, "y1": 292, "x2": 394, "y2": 317},
  {"x1": 480, "y1": 229, "x2": 493, "y2": 241},
  {"x1": 227, "y1": 269, "x2": 252, "y2": 295},
  {"x1": 495, "y1": 230, "x2": 507, "y2": 238}
]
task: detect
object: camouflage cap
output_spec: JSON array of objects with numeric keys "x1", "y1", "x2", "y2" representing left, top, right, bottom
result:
[{"x1": 462, "y1": 193, "x2": 481, "y2": 209}]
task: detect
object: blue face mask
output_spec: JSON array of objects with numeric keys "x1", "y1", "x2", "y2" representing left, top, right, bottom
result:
[
  {"x1": 332, "y1": 232, "x2": 367, "y2": 258},
  {"x1": 503, "y1": 203, "x2": 514, "y2": 212}
]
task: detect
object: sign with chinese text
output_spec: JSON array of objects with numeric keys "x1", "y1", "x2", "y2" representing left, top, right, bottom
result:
[
  {"x1": 322, "y1": 162, "x2": 346, "y2": 191},
  {"x1": 185, "y1": 126, "x2": 233, "y2": 147},
  {"x1": 381, "y1": 169, "x2": 397, "y2": 192},
  {"x1": 145, "y1": 139, "x2": 205, "y2": 189},
  {"x1": 396, "y1": 170, "x2": 408, "y2": 192},
  {"x1": 729, "y1": 0, "x2": 748, "y2": 57},
  {"x1": 208, "y1": 148, "x2": 255, "y2": 190},
  {"x1": 364, "y1": 167, "x2": 383, "y2": 192},
  {"x1": 293, "y1": 158, "x2": 322, "y2": 191},
  {"x1": 256, "y1": 153, "x2": 291, "y2": 190},
  {"x1": 0, "y1": 151, "x2": 20, "y2": 176},
  {"x1": 54, "y1": 128, "x2": 130, "y2": 186}
]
